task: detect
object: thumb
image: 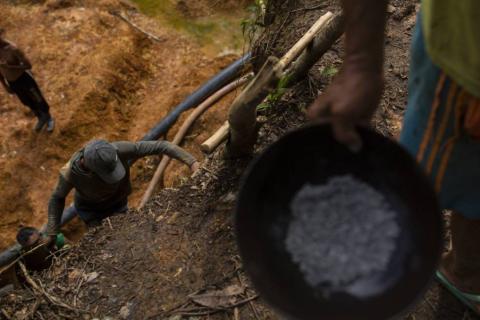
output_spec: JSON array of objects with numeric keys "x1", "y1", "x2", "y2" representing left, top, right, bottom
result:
[{"x1": 332, "y1": 119, "x2": 363, "y2": 153}]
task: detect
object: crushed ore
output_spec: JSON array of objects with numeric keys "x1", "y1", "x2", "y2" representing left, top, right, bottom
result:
[{"x1": 285, "y1": 175, "x2": 400, "y2": 293}]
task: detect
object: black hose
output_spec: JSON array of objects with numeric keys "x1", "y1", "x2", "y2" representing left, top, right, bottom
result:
[{"x1": 141, "y1": 53, "x2": 251, "y2": 141}]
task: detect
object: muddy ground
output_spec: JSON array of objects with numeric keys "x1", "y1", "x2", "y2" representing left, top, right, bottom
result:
[
  {"x1": 0, "y1": 0, "x2": 477, "y2": 319},
  {"x1": 0, "y1": 0, "x2": 250, "y2": 249}
]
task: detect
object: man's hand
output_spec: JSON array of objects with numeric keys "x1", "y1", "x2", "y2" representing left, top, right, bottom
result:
[
  {"x1": 308, "y1": 0, "x2": 387, "y2": 151},
  {"x1": 308, "y1": 67, "x2": 384, "y2": 151}
]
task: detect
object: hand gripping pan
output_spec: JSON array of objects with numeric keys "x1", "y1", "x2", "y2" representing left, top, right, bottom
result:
[{"x1": 235, "y1": 124, "x2": 442, "y2": 320}]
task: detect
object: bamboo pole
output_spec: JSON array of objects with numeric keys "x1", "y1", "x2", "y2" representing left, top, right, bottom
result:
[
  {"x1": 276, "y1": 11, "x2": 333, "y2": 70},
  {"x1": 206, "y1": 12, "x2": 339, "y2": 156},
  {"x1": 138, "y1": 74, "x2": 252, "y2": 209},
  {"x1": 110, "y1": 11, "x2": 165, "y2": 43},
  {"x1": 200, "y1": 121, "x2": 229, "y2": 153}
]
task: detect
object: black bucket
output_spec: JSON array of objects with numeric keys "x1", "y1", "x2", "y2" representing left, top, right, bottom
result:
[{"x1": 235, "y1": 124, "x2": 442, "y2": 320}]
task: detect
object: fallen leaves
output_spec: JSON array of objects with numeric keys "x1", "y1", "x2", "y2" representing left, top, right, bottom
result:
[{"x1": 190, "y1": 284, "x2": 245, "y2": 309}]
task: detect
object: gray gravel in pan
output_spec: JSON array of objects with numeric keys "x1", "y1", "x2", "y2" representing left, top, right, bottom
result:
[{"x1": 285, "y1": 175, "x2": 400, "y2": 292}]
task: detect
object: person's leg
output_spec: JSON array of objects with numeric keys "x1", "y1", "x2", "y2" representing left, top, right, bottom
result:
[
  {"x1": 74, "y1": 207, "x2": 100, "y2": 228},
  {"x1": 95, "y1": 199, "x2": 129, "y2": 221},
  {"x1": 76, "y1": 199, "x2": 128, "y2": 228},
  {"x1": 400, "y1": 14, "x2": 480, "y2": 313},
  {"x1": 9, "y1": 72, "x2": 54, "y2": 132},
  {"x1": 8, "y1": 73, "x2": 38, "y2": 112},
  {"x1": 23, "y1": 72, "x2": 55, "y2": 132},
  {"x1": 440, "y1": 212, "x2": 480, "y2": 294}
]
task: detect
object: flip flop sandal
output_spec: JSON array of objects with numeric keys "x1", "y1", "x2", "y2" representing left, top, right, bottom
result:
[{"x1": 436, "y1": 270, "x2": 480, "y2": 316}]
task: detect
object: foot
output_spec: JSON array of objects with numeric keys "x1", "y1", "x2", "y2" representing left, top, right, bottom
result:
[
  {"x1": 34, "y1": 117, "x2": 47, "y2": 132},
  {"x1": 441, "y1": 250, "x2": 480, "y2": 294},
  {"x1": 439, "y1": 255, "x2": 480, "y2": 314},
  {"x1": 437, "y1": 268, "x2": 480, "y2": 315},
  {"x1": 46, "y1": 117, "x2": 55, "y2": 132}
]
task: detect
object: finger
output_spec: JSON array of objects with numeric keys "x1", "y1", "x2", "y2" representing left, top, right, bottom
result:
[
  {"x1": 332, "y1": 119, "x2": 363, "y2": 153},
  {"x1": 307, "y1": 94, "x2": 331, "y2": 120}
]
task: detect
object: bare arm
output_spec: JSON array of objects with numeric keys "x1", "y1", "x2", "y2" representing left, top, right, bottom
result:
[{"x1": 308, "y1": 0, "x2": 388, "y2": 151}]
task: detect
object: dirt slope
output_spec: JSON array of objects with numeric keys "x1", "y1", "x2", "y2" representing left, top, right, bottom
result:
[
  {"x1": 0, "y1": 0, "x2": 248, "y2": 250},
  {"x1": 0, "y1": 0, "x2": 476, "y2": 320}
]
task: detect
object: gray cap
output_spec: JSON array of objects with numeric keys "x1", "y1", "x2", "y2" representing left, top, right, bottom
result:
[{"x1": 83, "y1": 140, "x2": 125, "y2": 184}]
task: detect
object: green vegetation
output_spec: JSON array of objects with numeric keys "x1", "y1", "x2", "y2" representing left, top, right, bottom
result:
[
  {"x1": 130, "y1": 0, "x2": 248, "y2": 53},
  {"x1": 321, "y1": 65, "x2": 339, "y2": 78},
  {"x1": 241, "y1": 0, "x2": 266, "y2": 40},
  {"x1": 257, "y1": 75, "x2": 291, "y2": 112}
]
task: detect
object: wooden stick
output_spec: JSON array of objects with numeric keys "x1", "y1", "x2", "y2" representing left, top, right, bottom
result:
[
  {"x1": 225, "y1": 12, "x2": 334, "y2": 158},
  {"x1": 1, "y1": 308, "x2": 12, "y2": 320},
  {"x1": 110, "y1": 11, "x2": 165, "y2": 43},
  {"x1": 138, "y1": 74, "x2": 252, "y2": 209},
  {"x1": 0, "y1": 242, "x2": 51, "y2": 275},
  {"x1": 286, "y1": 13, "x2": 344, "y2": 85},
  {"x1": 276, "y1": 11, "x2": 333, "y2": 70},
  {"x1": 19, "y1": 262, "x2": 86, "y2": 314},
  {"x1": 200, "y1": 121, "x2": 229, "y2": 153},
  {"x1": 236, "y1": 272, "x2": 260, "y2": 320},
  {"x1": 209, "y1": 12, "x2": 340, "y2": 157}
]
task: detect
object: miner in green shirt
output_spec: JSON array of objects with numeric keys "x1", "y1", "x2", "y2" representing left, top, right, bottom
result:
[{"x1": 309, "y1": 0, "x2": 480, "y2": 314}]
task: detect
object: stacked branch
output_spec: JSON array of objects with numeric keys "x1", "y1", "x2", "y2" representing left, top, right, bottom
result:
[{"x1": 201, "y1": 12, "x2": 345, "y2": 158}]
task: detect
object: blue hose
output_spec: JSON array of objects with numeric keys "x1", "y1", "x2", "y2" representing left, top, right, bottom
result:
[{"x1": 141, "y1": 53, "x2": 251, "y2": 141}]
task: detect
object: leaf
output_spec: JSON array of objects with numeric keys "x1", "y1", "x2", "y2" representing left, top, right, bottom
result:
[
  {"x1": 190, "y1": 285, "x2": 245, "y2": 309},
  {"x1": 67, "y1": 269, "x2": 82, "y2": 284},
  {"x1": 83, "y1": 271, "x2": 99, "y2": 283},
  {"x1": 321, "y1": 66, "x2": 339, "y2": 78}
]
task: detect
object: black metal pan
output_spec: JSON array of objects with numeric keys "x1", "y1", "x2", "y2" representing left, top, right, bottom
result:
[{"x1": 235, "y1": 124, "x2": 442, "y2": 320}]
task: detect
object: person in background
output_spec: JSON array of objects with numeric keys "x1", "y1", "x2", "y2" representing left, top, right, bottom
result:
[
  {"x1": 46, "y1": 139, "x2": 200, "y2": 235},
  {"x1": 16, "y1": 226, "x2": 65, "y2": 271},
  {"x1": 0, "y1": 29, "x2": 55, "y2": 132},
  {"x1": 308, "y1": 0, "x2": 480, "y2": 315}
]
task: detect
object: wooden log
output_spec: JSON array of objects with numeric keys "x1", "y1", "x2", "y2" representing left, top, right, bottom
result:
[
  {"x1": 225, "y1": 12, "x2": 334, "y2": 158},
  {"x1": 138, "y1": 75, "x2": 252, "y2": 209},
  {"x1": 226, "y1": 56, "x2": 282, "y2": 158},
  {"x1": 276, "y1": 11, "x2": 333, "y2": 70},
  {"x1": 286, "y1": 13, "x2": 344, "y2": 85},
  {"x1": 200, "y1": 121, "x2": 229, "y2": 153},
  {"x1": 198, "y1": 12, "x2": 344, "y2": 156}
]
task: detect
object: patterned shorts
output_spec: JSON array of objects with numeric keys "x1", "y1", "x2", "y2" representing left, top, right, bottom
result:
[{"x1": 400, "y1": 18, "x2": 480, "y2": 219}]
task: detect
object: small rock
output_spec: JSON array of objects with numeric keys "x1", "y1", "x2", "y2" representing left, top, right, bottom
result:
[
  {"x1": 387, "y1": 4, "x2": 396, "y2": 13},
  {"x1": 84, "y1": 272, "x2": 99, "y2": 283},
  {"x1": 168, "y1": 315, "x2": 182, "y2": 320},
  {"x1": 119, "y1": 302, "x2": 133, "y2": 319},
  {"x1": 167, "y1": 212, "x2": 180, "y2": 225},
  {"x1": 220, "y1": 192, "x2": 236, "y2": 203},
  {"x1": 68, "y1": 268, "x2": 82, "y2": 284}
]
